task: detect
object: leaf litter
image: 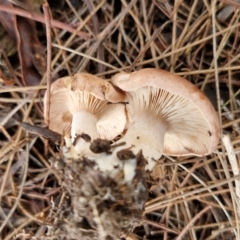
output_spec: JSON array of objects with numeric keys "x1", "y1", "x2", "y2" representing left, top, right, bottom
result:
[{"x1": 0, "y1": 0, "x2": 240, "y2": 240}]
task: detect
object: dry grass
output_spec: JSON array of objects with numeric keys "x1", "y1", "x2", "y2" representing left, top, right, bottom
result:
[{"x1": 0, "y1": 0, "x2": 240, "y2": 239}]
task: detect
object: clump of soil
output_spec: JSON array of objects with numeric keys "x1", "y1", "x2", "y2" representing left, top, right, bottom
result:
[{"x1": 41, "y1": 141, "x2": 148, "y2": 240}]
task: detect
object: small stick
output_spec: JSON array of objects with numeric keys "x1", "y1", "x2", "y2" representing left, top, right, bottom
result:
[
  {"x1": 222, "y1": 134, "x2": 240, "y2": 217},
  {"x1": 43, "y1": 2, "x2": 52, "y2": 127},
  {"x1": 176, "y1": 205, "x2": 212, "y2": 240},
  {"x1": 0, "y1": 4, "x2": 90, "y2": 39},
  {"x1": 19, "y1": 122, "x2": 61, "y2": 142},
  {"x1": 0, "y1": 123, "x2": 13, "y2": 142},
  {"x1": 43, "y1": 2, "x2": 52, "y2": 157}
]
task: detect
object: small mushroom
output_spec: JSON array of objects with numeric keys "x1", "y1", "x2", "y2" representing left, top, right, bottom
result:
[
  {"x1": 110, "y1": 68, "x2": 220, "y2": 170},
  {"x1": 44, "y1": 73, "x2": 126, "y2": 157}
]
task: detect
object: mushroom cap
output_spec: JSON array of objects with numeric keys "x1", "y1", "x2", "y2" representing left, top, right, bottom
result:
[
  {"x1": 111, "y1": 68, "x2": 220, "y2": 156},
  {"x1": 44, "y1": 73, "x2": 126, "y2": 138},
  {"x1": 48, "y1": 73, "x2": 125, "y2": 103}
]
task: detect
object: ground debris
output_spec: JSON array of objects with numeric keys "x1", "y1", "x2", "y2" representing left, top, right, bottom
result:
[{"x1": 26, "y1": 140, "x2": 148, "y2": 240}]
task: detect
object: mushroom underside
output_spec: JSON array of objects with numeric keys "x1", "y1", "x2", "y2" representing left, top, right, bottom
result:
[
  {"x1": 124, "y1": 86, "x2": 215, "y2": 156},
  {"x1": 49, "y1": 90, "x2": 126, "y2": 140}
]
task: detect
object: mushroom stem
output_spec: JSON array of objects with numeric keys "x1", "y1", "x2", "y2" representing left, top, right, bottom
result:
[
  {"x1": 71, "y1": 111, "x2": 98, "y2": 158},
  {"x1": 94, "y1": 112, "x2": 167, "y2": 183},
  {"x1": 71, "y1": 111, "x2": 98, "y2": 140},
  {"x1": 115, "y1": 111, "x2": 167, "y2": 170}
]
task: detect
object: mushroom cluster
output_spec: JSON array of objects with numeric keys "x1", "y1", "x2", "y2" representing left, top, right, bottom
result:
[
  {"x1": 44, "y1": 69, "x2": 220, "y2": 181},
  {"x1": 44, "y1": 69, "x2": 220, "y2": 239}
]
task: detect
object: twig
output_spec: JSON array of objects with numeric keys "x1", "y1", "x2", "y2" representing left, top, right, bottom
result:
[
  {"x1": 0, "y1": 123, "x2": 13, "y2": 141},
  {"x1": 219, "y1": 0, "x2": 240, "y2": 8},
  {"x1": 222, "y1": 134, "x2": 240, "y2": 217},
  {"x1": 176, "y1": 205, "x2": 212, "y2": 240},
  {"x1": 221, "y1": 100, "x2": 240, "y2": 133},
  {"x1": 19, "y1": 122, "x2": 61, "y2": 142},
  {"x1": 142, "y1": 218, "x2": 180, "y2": 235},
  {"x1": 0, "y1": 4, "x2": 90, "y2": 39},
  {"x1": 42, "y1": 2, "x2": 52, "y2": 157},
  {"x1": 42, "y1": 2, "x2": 52, "y2": 128},
  {"x1": 0, "y1": 141, "x2": 29, "y2": 233},
  {"x1": 129, "y1": 28, "x2": 160, "y2": 71},
  {"x1": 4, "y1": 207, "x2": 50, "y2": 240},
  {"x1": 81, "y1": 0, "x2": 105, "y2": 73},
  {"x1": 78, "y1": 0, "x2": 137, "y2": 72}
]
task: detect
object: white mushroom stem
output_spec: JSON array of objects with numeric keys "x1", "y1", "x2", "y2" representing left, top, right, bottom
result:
[
  {"x1": 93, "y1": 112, "x2": 167, "y2": 183},
  {"x1": 114, "y1": 111, "x2": 167, "y2": 171},
  {"x1": 71, "y1": 111, "x2": 98, "y2": 158},
  {"x1": 94, "y1": 112, "x2": 167, "y2": 183}
]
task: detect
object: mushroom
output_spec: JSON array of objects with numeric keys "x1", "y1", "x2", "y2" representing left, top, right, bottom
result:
[
  {"x1": 110, "y1": 68, "x2": 220, "y2": 170},
  {"x1": 44, "y1": 73, "x2": 126, "y2": 157}
]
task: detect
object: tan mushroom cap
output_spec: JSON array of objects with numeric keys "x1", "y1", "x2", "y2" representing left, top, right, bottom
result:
[
  {"x1": 48, "y1": 73, "x2": 125, "y2": 102},
  {"x1": 111, "y1": 68, "x2": 220, "y2": 156},
  {"x1": 44, "y1": 73, "x2": 126, "y2": 139}
]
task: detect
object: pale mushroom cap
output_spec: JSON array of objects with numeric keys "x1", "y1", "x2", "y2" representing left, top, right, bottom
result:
[
  {"x1": 111, "y1": 68, "x2": 220, "y2": 156},
  {"x1": 72, "y1": 73, "x2": 125, "y2": 103},
  {"x1": 44, "y1": 73, "x2": 126, "y2": 139}
]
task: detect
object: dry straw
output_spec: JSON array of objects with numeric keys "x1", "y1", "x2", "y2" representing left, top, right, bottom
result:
[{"x1": 0, "y1": 0, "x2": 240, "y2": 239}]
